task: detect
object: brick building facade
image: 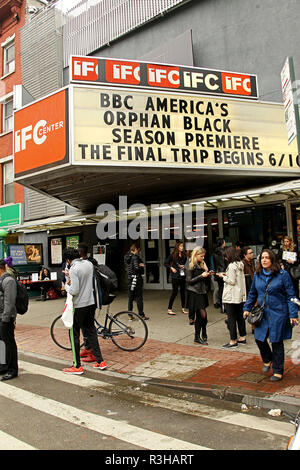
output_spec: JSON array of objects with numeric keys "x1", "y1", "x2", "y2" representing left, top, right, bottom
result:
[{"x1": 0, "y1": 0, "x2": 25, "y2": 208}]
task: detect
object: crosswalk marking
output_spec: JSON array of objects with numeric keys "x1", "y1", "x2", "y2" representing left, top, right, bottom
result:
[
  {"x1": 19, "y1": 360, "x2": 114, "y2": 391},
  {"x1": 136, "y1": 392, "x2": 293, "y2": 437},
  {"x1": 0, "y1": 430, "x2": 36, "y2": 450},
  {"x1": 19, "y1": 360, "x2": 293, "y2": 438},
  {"x1": 0, "y1": 382, "x2": 209, "y2": 450}
]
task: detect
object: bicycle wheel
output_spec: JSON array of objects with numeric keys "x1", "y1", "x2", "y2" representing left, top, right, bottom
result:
[
  {"x1": 109, "y1": 311, "x2": 148, "y2": 351},
  {"x1": 50, "y1": 315, "x2": 84, "y2": 351}
]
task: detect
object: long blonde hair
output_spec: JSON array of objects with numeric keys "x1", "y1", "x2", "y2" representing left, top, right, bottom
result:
[
  {"x1": 189, "y1": 247, "x2": 206, "y2": 270},
  {"x1": 282, "y1": 235, "x2": 295, "y2": 252}
]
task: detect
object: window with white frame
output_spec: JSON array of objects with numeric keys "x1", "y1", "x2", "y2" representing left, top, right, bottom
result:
[
  {"x1": 3, "y1": 160, "x2": 14, "y2": 204},
  {"x1": 3, "y1": 40, "x2": 15, "y2": 75},
  {"x1": 2, "y1": 98, "x2": 13, "y2": 133}
]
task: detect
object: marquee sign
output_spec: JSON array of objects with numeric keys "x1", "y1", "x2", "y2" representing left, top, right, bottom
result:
[
  {"x1": 71, "y1": 86, "x2": 298, "y2": 172},
  {"x1": 70, "y1": 55, "x2": 259, "y2": 100}
]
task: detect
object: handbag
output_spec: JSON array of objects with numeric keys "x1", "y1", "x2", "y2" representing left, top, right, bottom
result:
[
  {"x1": 289, "y1": 265, "x2": 300, "y2": 281},
  {"x1": 61, "y1": 293, "x2": 74, "y2": 329},
  {"x1": 247, "y1": 278, "x2": 272, "y2": 327}
]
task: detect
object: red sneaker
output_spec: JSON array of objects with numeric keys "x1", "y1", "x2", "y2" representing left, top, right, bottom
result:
[
  {"x1": 62, "y1": 366, "x2": 84, "y2": 375},
  {"x1": 82, "y1": 354, "x2": 97, "y2": 363},
  {"x1": 92, "y1": 361, "x2": 107, "y2": 370},
  {"x1": 80, "y1": 349, "x2": 92, "y2": 358}
]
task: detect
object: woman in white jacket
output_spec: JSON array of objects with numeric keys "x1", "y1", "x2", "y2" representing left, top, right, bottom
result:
[{"x1": 216, "y1": 246, "x2": 247, "y2": 349}]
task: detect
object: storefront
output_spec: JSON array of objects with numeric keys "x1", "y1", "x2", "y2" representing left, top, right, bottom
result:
[{"x1": 12, "y1": 57, "x2": 300, "y2": 289}]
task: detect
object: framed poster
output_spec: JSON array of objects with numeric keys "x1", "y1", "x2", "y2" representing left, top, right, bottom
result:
[
  {"x1": 8, "y1": 244, "x2": 43, "y2": 266},
  {"x1": 93, "y1": 245, "x2": 106, "y2": 265},
  {"x1": 50, "y1": 238, "x2": 63, "y2": 265},
  {"x1": 66, "y1": 236, "x2": 79, "y2": 249}
]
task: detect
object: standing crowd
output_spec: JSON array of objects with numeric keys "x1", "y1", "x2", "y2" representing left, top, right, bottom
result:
[
  {"x1": 0, "y1": 236, "x2": 298, "y2": 382},
  {"x1": 164, "y1": 237, "x2": 299, "y2": 382}
]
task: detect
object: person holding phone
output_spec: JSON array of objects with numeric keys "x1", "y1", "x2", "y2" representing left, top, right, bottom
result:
[
  {"x1": 216, "y1": 246, "x2": 247, "y2": 349},
  {"x1": 186, "y1": 247, "x2": 213, "y2": 344}
]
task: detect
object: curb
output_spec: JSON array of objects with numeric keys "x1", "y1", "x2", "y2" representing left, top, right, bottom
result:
[
  {"x1": 19, "y1": 350, "x2": 300, "y2": 416},
  {"x1": 145, "y1": 377, "x2": 300, "y2": 416}
]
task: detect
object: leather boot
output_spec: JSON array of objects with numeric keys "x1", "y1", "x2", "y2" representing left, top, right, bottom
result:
[{"x1": 194, "y1": 335, "x2": 205, "y2": 344}]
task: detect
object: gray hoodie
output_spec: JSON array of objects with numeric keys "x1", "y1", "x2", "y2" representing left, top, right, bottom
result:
[
  {"x1": 0, "y1": 275, "x2": 17, "y2": 322},
  {"x1": 68, "y1": 258, "x2": 95, "y2": 308}
]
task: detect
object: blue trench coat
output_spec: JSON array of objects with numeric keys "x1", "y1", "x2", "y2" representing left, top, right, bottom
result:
[{"x1": 243, "y1": 270, "x2": 298, "y2": 343}]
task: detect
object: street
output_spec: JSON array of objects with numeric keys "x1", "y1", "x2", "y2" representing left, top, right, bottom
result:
[{"x1": 0, "y1": 353, "x2": 293, "y2": 451}]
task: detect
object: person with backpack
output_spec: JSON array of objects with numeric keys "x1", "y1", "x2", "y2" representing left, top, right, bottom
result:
[
  {"x1": 62, "y1": 248, "x2": 106, "y2": 374},
  {"x1": 124, "y1": 244, "x2": 149, "y2": 320},
  {"x1": 4, "y1": 256, "x2": 18, "y2": 280},
  {"x1": 0, "y1": 259, "x2": 18, "y2": 381}
]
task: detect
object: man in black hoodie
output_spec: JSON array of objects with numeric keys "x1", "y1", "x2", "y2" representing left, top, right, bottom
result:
[{"x1": 124, "y1": 244, "x2": 149, "y2": 320}]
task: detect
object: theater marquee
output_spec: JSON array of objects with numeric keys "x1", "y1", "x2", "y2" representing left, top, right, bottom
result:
[
  {"x1": 71, "y1": 86, "x2": 299, "y2": 172},
  {"x1": 70, "y1": 56, "x2": 259, "y2": 99}
]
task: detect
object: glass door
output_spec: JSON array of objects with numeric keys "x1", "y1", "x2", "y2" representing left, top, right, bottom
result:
[{"x1": 141, "y1": 239, "x2": 164, "y2": 289}]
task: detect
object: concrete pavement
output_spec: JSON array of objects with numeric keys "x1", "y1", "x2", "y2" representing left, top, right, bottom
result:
[{"x1": 15, "y1": 290, "x2": 300, "y2": 415}]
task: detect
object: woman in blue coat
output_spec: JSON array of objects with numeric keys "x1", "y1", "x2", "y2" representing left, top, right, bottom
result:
[{"x1": 243, "y1": 249, "x2": 298, "y2": 382}]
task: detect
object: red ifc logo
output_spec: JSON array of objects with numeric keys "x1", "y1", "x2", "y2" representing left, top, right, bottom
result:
[
  {"x1": 147, "y1": 64, "x2": 180, "y2": 88},
  {"x1": 222, "y1": 72, "x2": 251, "y2": 95},
  {"x1": 106, "y1": 60, "x2": 140, "y2": 85},
  {"x1": 72, "y1": 57, "x2": 99, "y2": 81}
]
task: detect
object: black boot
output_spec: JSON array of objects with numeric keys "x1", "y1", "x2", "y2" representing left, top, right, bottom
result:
[
  {"x1": 201, "y1": 317, "x2": 208, "y2": 343},
  {"x1": 194, "y1": 335, "x2": 206, "y2": 344}
]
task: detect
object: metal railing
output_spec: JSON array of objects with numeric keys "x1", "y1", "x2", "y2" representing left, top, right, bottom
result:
[{"x1": 62, "y1": 0, "x2": 190, "y2": 66}]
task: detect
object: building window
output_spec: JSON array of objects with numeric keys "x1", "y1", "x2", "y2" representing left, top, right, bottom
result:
[
  {"x1": 3, "y1": 98, "x2": 13, "y2": 133},
  {"x1": 3, "y1": 160, "x2": 14, "y2": 204},
  {"x1": 3, "y1": 40, "x2": 15, "y2": 75},
  {"x1": 223, "y1": 204, "x2": 287, "y2": 251}
]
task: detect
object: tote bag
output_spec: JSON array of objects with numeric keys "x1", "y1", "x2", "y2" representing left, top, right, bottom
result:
[{"x1": 61, "y1": 293, "x2": 74, "y2": 329}]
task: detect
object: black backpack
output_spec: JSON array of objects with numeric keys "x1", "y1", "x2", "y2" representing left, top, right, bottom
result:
[
  {"x1": 0, "y1": 274, "x2": 29, "y2": 315},
  {"x1": 93, "y1": 264, "x2": 118, "y2": 307}
]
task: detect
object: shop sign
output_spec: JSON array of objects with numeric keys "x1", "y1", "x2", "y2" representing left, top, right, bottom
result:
[
  {"x1": 70, "y1": 55, "x2": 259, "y2": 99},
  {"x1": 72, "y1": 86, "x2": 299, "y2": 172},
  {"x1": 0, "y1": 203, "x2": 22, "y2": 228},
  {"x1": 281, "y1": 56, "x2": 300, "y2": 146},
  {"x1": 14, "y1": 89, "x2": 69, "y2": 178}
]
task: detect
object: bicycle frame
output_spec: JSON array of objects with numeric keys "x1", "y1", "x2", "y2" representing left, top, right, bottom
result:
[{"x1": 94, "y1": 305, "x2": 135, "y2": 339}]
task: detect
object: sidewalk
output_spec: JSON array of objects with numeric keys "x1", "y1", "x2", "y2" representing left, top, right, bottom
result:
[{"x1": 15, "y1": 290, "x2": 300, "y2": 414}]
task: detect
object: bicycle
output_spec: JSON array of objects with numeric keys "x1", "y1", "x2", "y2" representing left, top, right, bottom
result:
[{"x1": 50, "y1": 304, "x2": 148, "y2": 352}]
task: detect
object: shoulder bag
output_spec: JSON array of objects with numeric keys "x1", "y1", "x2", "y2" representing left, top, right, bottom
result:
[
  {"x1": 247, "y1": 278, "x2": 272, "y2": 327},
  {"x1": 289, "y1": 265, "x2": 300, "y2": 281}
]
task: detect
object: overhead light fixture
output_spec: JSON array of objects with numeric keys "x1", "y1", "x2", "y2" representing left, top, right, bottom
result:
[{"x1": 70, "y1": 217, "x2": 87, "y2": 222}]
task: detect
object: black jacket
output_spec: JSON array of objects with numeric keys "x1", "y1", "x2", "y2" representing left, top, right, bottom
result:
[
  {"x1": 164, "y1": 253, "x2": 187, "y2": 279},
  {"x1": 186, "y1": 265, "x2": 208, "y2": 294},
  {"x1": 213, "y1": 247, "x2": 226, "y2": 273},
  {"x1": 124, "y1": 252, "x2": 144, "y2": 278}
]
